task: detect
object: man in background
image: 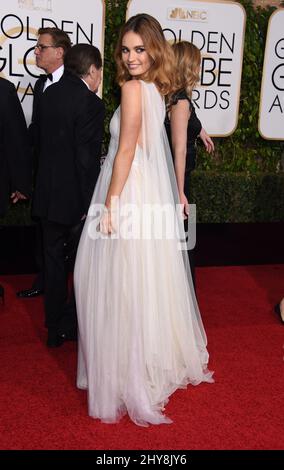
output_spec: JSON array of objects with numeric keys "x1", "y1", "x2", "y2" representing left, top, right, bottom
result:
[
  {"x1": 17, "y1": 27, "x2": 71, "y2": 299},
  {"x1": 32, "y1": 44, "x2": 105, "y2": 347},
  {"x1": 0, "y1": 77, "x2": 32, "y2": 302}
]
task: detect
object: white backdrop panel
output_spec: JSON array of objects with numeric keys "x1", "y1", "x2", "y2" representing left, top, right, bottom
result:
[
  {"x1": 127, "y1": 0, "x2": 246, "y2": 136},
  {"x1": 259, "y1": 9, "x2": 284, "y2": 140},
  {"x1": 0, "y1": 0, "x2": 105, "y2": 124}
]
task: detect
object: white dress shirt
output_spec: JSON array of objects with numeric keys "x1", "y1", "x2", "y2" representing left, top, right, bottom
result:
[{"x1": 43, "y1": 64, "x2": 64, "y2": 92}]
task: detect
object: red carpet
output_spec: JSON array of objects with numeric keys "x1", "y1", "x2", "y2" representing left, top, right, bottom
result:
[{"x1": 0, "y1": 265, "x2": 283, "y2": 450}]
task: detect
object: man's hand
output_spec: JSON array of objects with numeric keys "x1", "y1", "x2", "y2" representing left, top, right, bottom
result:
[{"x1": 10, "y1": 191, "x2": 28, "y2": 204}]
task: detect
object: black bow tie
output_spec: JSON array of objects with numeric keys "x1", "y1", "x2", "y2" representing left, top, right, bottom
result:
[{"x1": 41, "y1": 73, "x2": 53, "y2": 82}]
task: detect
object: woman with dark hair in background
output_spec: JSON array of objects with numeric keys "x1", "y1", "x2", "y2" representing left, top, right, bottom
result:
[{"x1": 166, "y1": 41, "x2": 214, "y2": 287}]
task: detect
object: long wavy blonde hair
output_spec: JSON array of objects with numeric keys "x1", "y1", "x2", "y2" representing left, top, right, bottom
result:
[
  {"x1": 114, "y1": 14, "x2": 175, "y2": 96},
  {"x1": 167, "y1": 41, "x2": 201, "y2": 108}
]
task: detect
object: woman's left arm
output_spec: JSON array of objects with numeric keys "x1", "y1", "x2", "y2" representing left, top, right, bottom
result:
[
  {"x1": 105, "y1": 80, "x2": 142, "y2": 208},
  {"x1": 100, "y1": 80, "x2": 142, "y2": 234},
  {"x1": 170, "y1": 100, "x2": 191, "y2": 218}
]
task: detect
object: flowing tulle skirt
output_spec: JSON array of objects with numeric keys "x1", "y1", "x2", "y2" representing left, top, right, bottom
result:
[
  {"x1": 75, "y1": 158, "x2": 213, "y2": 426},
  {"x1": 74, "y1": 84, "x2": 213, "y2": 426}
]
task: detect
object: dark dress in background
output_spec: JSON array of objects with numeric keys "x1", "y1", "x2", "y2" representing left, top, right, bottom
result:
[{"x1": 165, "y1": 89, "x2": 202, "y2": 287}]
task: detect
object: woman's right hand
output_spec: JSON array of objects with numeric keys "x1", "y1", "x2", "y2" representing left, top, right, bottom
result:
[{"x1": 100, "y1": 208, "x2": 114, "y2": 235}]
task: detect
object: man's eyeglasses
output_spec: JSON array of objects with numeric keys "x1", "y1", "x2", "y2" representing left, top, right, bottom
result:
[{"x1": 35, "y1": 44, "x2": 56, "y2": 52}]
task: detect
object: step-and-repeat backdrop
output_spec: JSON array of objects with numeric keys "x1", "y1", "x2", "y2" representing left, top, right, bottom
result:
[
  {"x1": 0, "y1": 0, "x2": 105, "y2": 124},
  {"x1": 128, "y1": 0, "x2": 246, "y2": 137},
  {"x1": 1, "y1": 1, "x2": 283, "y2": 140}
]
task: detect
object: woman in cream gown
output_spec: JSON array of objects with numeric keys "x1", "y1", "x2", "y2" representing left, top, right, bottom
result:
[{"x1": 74, "y1": 14, "x2": 213, "y2": 427}]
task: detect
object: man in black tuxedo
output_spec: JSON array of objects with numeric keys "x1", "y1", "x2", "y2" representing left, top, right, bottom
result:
[
  {"x1": 17, "y1": 27, "x2": 71, "y2": 299},
  {"x1": 0, "y1": 77, "x2": 32, "y2": 302},
  {"x1": 32, "y1": 44, "x2": 105, "y2": 347}
]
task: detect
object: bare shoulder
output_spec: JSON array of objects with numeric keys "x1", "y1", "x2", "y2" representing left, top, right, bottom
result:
[
  {"x1": 121, "y1": 80, "x2": 141, "y2": 99},
  {"x1": 122, "y1": 80, "x2": 141, "y2": 91},
  {"x1": 171, "y1": 98, "x2": 190, "y2": 118},
  {"x1": 120, "y1": 80, "x2": 142, "y2": 115}
]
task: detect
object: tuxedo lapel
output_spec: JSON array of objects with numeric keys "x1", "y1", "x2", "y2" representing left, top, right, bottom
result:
[{"x1": 38, "y1": 75, "x2": 47, "y2": 94}]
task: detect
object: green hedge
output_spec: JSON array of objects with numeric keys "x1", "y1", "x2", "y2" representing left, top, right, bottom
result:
[
  {"x1": 0, "y1": 202, "x2": 32, "y2": 226},
  {"x1": 191, "y1": 171, "x2": 284, "y2": 223},
  {"x1": 196, "y1": 0, "x2": 284, "y2": 173},
  {"x1": 2, "y1": 171, "x2": 283, "y2": 225},
  {"x1": 103, "y1": 0, "x2": 284, "y2": 173},
  {"x1": 1, "y1": 0, "x2": 283, "y2": 225}
]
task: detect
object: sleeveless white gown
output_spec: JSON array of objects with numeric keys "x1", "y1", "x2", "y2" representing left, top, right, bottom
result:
[{"x1": 74, "y1": 81, "x2": 213, "y2": 426}]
